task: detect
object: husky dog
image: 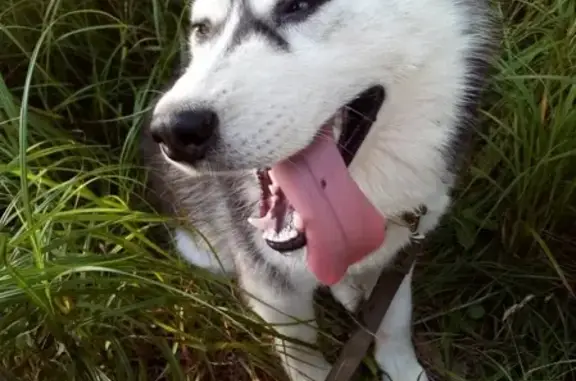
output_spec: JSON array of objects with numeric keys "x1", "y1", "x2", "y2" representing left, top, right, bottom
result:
[{"x1": 141, "y1": 0, "x2": 495, "y2": 379}]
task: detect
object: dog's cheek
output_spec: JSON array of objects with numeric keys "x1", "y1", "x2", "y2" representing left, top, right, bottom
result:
[
  {"x1": 215, "y1": 122, "x2": 309, "y2": 170},
  {"x1": 212, "y1": 96, "x2": 321, "y2": 168}
]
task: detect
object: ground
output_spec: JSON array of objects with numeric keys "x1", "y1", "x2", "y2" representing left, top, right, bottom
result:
[{"x1": 0, "y1": 0, "x2": 575, "y2": 380}]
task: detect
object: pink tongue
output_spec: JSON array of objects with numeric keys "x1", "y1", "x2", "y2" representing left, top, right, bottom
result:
[{"x1": 268, "y1": 128, "x2": 386, "y2": 285}]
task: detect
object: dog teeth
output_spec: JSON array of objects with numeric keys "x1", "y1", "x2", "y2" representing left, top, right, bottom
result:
[
  {"x1": 253, "y1": 170, "x2": 302, "y2": 245},
  {"x1": 248, "y1": 215, "x2": 275, "y2": 231},
  {"x1": 250, "y1": 208, "x2": 301, "y2": 244},
  {"x1": 269, "y1": 184, "x2": 279, "y2": 195},
  {"x1": 263, "y1": 226, "x2": 299, "y2": 242}
]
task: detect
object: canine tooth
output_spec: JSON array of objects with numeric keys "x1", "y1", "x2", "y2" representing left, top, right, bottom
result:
[
  {"x1": 269, "y1": 184, "x2": 279, "y2": 194},
  {"x1": 269, "y1": 195, "x2": 280, "y2": 208},
  {"x1": 248, "y1": 216, "x2": 275, "y2": 231}
]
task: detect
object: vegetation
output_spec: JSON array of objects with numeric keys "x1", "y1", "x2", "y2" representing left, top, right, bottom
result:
[{"x1": 0, "y1": 0, "x2": 574, "y2": 379}]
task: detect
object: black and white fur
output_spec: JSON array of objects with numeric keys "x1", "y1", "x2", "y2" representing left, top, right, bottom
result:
[{"x1": 141, "y1": 0, "x2": 495, "y2": 379}]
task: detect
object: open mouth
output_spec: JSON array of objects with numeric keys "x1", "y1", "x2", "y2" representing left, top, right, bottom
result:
[{"x1": 249, "y1": 85, "x2": 386, "y2": 253}]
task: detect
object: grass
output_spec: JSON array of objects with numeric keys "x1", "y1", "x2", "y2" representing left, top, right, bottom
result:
[{"x1": 0, "y1": 0, "x2": 575, "y2": 380}]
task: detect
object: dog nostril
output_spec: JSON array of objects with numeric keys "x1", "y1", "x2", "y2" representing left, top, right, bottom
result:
[
  {"x1": 149, "y1": 108, "x2": 219, "y2": 164},
  {"x1": 172, "y1": 109, "x2": 219, "y2": 147}
]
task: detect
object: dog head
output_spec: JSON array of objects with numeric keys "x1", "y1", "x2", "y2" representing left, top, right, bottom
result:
[{"x1": 151, "y1": 0, "x2": 490, "y2": 176}]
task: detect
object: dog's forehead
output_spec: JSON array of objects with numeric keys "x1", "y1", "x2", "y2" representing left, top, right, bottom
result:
[
  {"x1": 191, "y1": 0, "x2": 280, "y2": 22},
  {"x1": 245, "y1": 0, "x2": 278, "y2": 16}
]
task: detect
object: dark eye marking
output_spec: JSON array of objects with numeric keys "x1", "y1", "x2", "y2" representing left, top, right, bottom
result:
[{"x1": 274, "y1": 0, "x2": 332, "y2": 24}]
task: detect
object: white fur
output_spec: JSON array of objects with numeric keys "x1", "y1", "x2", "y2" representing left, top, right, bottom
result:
[
  {"x1": 242, "y1": 271, "x2": 332, "y2": 381},
  {"x1": 375, "y1": 265, "x2": 427, "y2": 381},
  {"x1": 153, "y1": 0, "x2": 492, "y2": 379},
  {"x1": 174, "y1": 229, "x2": 236, "y2": 274}
]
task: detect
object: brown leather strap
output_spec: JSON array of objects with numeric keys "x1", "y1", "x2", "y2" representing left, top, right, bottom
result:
[{"x1": 324, "y1": 242, "x2": 421, "y2": 381}]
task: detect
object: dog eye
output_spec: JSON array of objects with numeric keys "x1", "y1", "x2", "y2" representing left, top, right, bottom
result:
[
  {"x1": 191, "y1": 22, "x2": 212, "y2": 42},
  {"x1": 284, "y1": 0, "x2": 311, "y2": 15},
  {"x1": 279, "y1": 0, "x2": 312, "y2": 21},
  {"x1": 277, "y1": 0, "x2": 326, "y2": 23}
]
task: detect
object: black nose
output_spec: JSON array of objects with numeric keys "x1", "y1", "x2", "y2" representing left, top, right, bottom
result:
[{"x1": 150, "y1": 108, "x2": 219, "y2": 163}]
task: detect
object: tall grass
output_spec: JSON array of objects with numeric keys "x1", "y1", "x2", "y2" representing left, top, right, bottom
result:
[{"x1": 0, "y1": 0, "x2": 574, "y2": 380}]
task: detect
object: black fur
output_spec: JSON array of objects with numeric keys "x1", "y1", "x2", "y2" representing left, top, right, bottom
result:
[
  {"x1": 273, "y1": 0, "x2": 333, "y2": 25},
  {"x1": 442, "y1": 0, "x2": 499, "y2": 178},
  {"x1": 230, "y1": 3, "x2": 289, "y2": 51}
]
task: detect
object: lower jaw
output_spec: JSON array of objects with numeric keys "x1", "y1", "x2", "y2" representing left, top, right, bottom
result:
[
  {"x1": 252, "y1": 169, "x2": 309, "y2": 253},
  {"x1": 263, "y1": 224, "x2": 307, "y2": 252}
]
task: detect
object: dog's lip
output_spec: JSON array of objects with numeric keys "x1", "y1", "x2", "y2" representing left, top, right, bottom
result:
[
  {"x1": 337, "y1": 85, "x2": 386, "y2": 166},
  {"x1": 159, "y1": 143, "x2": 185, "y2": 162},
  {"x1": 159, "y1": 141, "x2": 207, "y2": 164},
  {"x1": 159, "y1": 143, "x2": 170, "y2": 155},
  {"x1": 158, "y1": 143, "x2": 174, "y2": 160}
]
